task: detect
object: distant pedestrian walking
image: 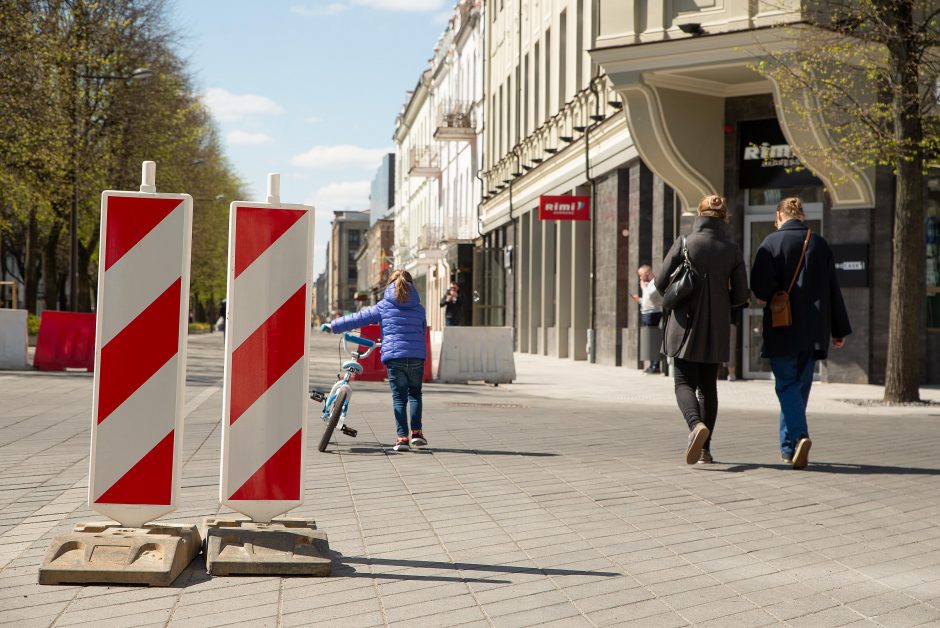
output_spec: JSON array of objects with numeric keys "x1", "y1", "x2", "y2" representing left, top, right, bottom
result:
[
  {"x1": 631, "y1": 265, "x2": 663, "y2": 374},
  {"x1": 440, "y1": 282, "x2": 462, "y2": 326},
  {"x1": 750, "y1": 197, "x2": 851, "y2": 470},
  {"x1": 324, "y1": 270, "x2": 429, "y2": 451},
  {"x1": 658, "y1": 195, "x2": 749, "y2": 465}
]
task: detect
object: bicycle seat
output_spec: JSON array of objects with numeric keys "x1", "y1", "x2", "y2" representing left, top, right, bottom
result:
[
  {"x1": 342, "y1": 360, "x2": 364, "y2": 375},
  {"x1": 343, "y1": 333, "x2": 375, "y2": 348}
]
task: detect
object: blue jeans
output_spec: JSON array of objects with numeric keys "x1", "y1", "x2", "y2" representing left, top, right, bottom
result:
[
  {"x1": 770, "y1": 352, "x2": 815, "y2": 457},
  {"x1": 386, "y1": 358, "x2": 424, "y2": 437}
]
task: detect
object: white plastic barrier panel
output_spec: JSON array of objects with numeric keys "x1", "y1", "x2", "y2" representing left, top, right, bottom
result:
[
  {"x1": 0, "y1": 309, "x2": 28, "y2": 369},
  {"x1": 89, "y1": 161, "x2": 193, "y2": 527},
  {"x1": 220, "y1": 174, "x2": 314, "y2": 523},
  {"x1": 437, "y1": 327, "x2": 517, "y2": 384}
]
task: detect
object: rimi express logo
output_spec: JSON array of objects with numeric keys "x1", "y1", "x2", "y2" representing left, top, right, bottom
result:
[
  {"x1": 743, "y1": 142, "x2": 801, "y2": 169},
  {"x1": 544, "y1": 200, "x2": 586, "y2": 215}
]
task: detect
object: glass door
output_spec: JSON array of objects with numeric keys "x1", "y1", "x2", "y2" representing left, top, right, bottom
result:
[{"x1": 742, "y1": 192, "x2": 822, "y2": 379}]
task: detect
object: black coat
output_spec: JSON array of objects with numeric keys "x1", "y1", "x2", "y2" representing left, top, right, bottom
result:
[
  {"x1": 658, "y1": 216, "x2": 749, "y2": 363},
  {"x1": 749, "y1": 220, "x2": 852, "y2": 360}
]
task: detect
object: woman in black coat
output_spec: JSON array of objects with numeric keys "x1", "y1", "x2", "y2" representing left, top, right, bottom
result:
[{"x1": 658, "y1": 195, "x2": 749, "y2": 464}]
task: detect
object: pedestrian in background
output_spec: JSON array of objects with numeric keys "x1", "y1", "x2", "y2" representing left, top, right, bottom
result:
[
  {"x1": 631, "y1": 264, "x2": 663, "y2": 374},
  {"x1": 323, "y1": 269, "x2": 429, "y2": 452},
  {"x1": 659, "y1": 195, "x2": 749, "y2": 465},
  {"x1": 440, "y1": 281, "x2": 461, "y2": 326},
  {"x1": 750, "y1": 196, "x2": 851, "y2": 470}
]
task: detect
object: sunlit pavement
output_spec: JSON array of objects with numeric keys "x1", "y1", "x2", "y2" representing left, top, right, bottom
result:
[{"x1": 2, "y1": 332, "x2": 940, "y2": 627}]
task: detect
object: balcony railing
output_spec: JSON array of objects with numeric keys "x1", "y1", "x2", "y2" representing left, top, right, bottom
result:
[
  {"x1": 408, "y1": 146, "x2": 441, "y2": 178},
  {"x1": 416, "y1": 224, "x2": 444, "y2": 251},
  {"x1": 434, "y1": 102, "x2": 477, "y2": 141}
]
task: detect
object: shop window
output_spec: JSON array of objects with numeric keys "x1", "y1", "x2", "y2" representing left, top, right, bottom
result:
[
  {"x1": 747, "y1": 186, "x2": 824, "y2": 208},
  {"x1": 927, "y1": 173, "x2": 940, "y2": 330}
]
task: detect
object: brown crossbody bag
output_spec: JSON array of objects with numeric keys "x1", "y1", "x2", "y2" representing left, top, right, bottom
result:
[{"x1": 769, "y1": 229, "x2": 811, "y2": 328}]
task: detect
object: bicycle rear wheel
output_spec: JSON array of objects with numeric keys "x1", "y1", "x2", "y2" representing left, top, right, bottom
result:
[{"x1": 318, "y1": 389, "x2": 347, "y2": 452}]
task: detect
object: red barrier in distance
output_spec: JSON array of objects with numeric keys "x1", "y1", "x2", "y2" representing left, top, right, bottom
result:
[
  {"x1": 33, "y1": 311, "x2": 96, "y2": 372},
  {"x1": 353, "y1": 325, "x2": 432, "y2": 383}
]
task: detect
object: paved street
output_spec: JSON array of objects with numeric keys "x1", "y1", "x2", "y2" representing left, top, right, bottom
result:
[{"x1": 2, "y1": 332, "x2": 940, "y2": 627}]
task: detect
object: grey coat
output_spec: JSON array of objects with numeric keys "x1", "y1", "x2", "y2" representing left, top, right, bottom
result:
[{"x1": 658, "y1": 216, "x2": 749, "y2": 363}]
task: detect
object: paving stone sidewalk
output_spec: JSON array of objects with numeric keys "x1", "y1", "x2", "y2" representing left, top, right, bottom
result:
[{"x1": 2, "y1": 333, "x2": 940, "y2": 627}]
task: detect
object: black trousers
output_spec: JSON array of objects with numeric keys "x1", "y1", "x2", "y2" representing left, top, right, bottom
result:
[{"x1": 673, "y1": 358, "x2": 719, "y2": 450}]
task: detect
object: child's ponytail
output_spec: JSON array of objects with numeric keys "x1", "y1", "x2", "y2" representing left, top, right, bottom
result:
[{"x1": 389, "y1": 269, "x2": 413, "y2": 303}]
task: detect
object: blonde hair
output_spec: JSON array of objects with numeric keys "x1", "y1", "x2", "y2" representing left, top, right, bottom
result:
[
  {"x1": 697, "y1": 195, "x2": 729, "y2": 223},
  {"x1": 776, "y1": 196, "x2": 804, "y2": 220},
  {"x1": 388, "y1": 269, "x2": 413, "y2": 303}
]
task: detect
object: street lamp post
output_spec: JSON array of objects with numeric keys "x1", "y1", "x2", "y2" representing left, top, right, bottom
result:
[{"x1": 69, "y1": 67, "x2": 151, "y2": 311}]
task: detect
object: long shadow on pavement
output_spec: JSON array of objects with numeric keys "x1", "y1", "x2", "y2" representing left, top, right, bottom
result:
[
  {"x1": 331, "y1": 552, "x2": 620, "y2": 583},
  {"x1": 698, "y1": 461, "x2": 940, "y2": 475},
  {"x1": 343, "y1": 446, "x2": 558, "y2": 457}
]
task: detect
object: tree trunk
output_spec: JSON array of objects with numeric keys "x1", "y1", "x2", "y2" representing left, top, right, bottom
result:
[
  {"x1": 77, "y1": 237, "x2": 95, "y2": 312},
  {"x1": 42, "y1": 225, "x2": 61, "y2": 312},
  {"x1": 883, "y1": 1, "x2": 924, "y2": 403},
  {"x1": 24, "y1": 209, "x2": 39, "y2": 313}
]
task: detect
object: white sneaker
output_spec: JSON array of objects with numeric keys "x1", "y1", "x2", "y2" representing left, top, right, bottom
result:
[{"x1": 392, "y1": 438, "x2": 410, "y2": 452}]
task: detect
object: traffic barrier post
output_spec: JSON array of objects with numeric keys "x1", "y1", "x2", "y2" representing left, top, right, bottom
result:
[
  {"x1": 40, "y1": 161, "x2": 200, "y2": 587},
  {"x1": 206, "y1": 174, "x2": 329, "y2": 576}
]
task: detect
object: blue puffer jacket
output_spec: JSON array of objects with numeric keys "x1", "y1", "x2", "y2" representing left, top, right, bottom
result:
[{"x1": 329, "y1": 282, "x2": 427, "y2": 363}]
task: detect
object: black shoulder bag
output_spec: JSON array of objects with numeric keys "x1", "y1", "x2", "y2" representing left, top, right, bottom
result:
[{"x1": 662, "y1": 237, "x2": 697, "y2": 310}]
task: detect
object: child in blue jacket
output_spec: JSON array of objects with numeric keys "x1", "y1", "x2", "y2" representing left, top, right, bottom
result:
[{"x1": 324, "y1": 270, "x2": 428, "y2": 451}]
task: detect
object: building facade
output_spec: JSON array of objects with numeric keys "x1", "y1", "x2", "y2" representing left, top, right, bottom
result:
[
  {"x1": 475, "y1": 0, "x2": 939, "y2": 384},
  {"x1": 588, "y1": 0, "x2": 940, "y2": 384},
  {"x1": 328, "y1": 210, "x2": 369, "y2": 317},
  {"x1": 369, "y1": 153, "x2": 396, "y2": 226},
  {"x1": 394, "y1": 0, "x2": 483, "y2": 330},
  {"x1": 355, "y1": 218, "x2": 395, "y2": 306},
  {"x1": 479, "y1": 0, "x2": 636, "y2": 363}
]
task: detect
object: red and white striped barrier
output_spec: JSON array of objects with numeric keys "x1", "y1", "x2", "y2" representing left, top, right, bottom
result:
[
  {"x1": 220, "y1": 174, "x2": 314, "y2": 523},
  {"x1": 89, "y1": 161, "x2": 192, "y2": 528}
]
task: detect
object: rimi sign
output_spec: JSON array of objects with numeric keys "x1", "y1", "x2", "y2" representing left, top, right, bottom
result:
[{"x1": 539, "y1": 195, "x2": 591, "y2": 221}]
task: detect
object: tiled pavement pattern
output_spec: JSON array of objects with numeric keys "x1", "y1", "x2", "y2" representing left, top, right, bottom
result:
[{"x1": 2, "y1": 333, "x2": 940, "y2": 627}]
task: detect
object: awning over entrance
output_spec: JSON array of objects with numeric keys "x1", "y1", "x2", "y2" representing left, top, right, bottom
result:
[{"x1": 590, "y1": 27, "x2": 875, "y2": 210}]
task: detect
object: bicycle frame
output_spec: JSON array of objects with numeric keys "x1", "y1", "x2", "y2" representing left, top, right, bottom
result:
[{"x1": 312, "y1": 332, "x2": 380, "y2": 441}]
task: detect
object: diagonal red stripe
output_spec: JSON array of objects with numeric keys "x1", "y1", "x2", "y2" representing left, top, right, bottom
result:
[
  {"x1": 105, "y1": 196, "x2": 182, "y2": 271},
  {"x1": 229, "y1": 285, "x2": 307, "y2": 423},
  {"x1": 98, "y1": 278, "x2": 182, "y2": 423},
  {"x1": 234, "y1": 206, "x2": 305, "y2": 278},
  {"x1": 95, "y1": 430, "x2": 174, "y2": 505},
  {"x1": 229, "y1": 429, "x2": 301, "y2": 501}
]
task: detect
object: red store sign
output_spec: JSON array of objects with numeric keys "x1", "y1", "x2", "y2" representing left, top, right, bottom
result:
[{"x1": 539, "y1": 195, "x2": 590, "y2": 221}]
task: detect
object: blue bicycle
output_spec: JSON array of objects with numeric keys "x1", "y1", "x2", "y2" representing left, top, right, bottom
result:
[{"x1": 310, "y1": 330, "x2": 380, "y2": 452}]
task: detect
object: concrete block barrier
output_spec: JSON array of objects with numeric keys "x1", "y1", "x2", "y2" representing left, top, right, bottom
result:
[{"x1": 437, "y1": 326, "x2": 516, "y2": 384}]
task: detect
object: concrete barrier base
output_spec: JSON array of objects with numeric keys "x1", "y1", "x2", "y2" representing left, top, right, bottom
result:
[
  {"x1": 38, "y1": 522, "x2": 200, "y2": 586},
  {"x1": 203, "y1": 517, "x2": 331, "y2": 576}
]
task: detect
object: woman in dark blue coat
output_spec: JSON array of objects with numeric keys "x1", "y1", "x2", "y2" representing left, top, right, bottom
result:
[{"x1": 325, "y1": 270, "x2": 428, "y2": 451}]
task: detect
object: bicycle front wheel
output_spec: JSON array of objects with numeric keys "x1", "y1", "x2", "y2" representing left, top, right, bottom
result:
[{"x1": 318, "y1": 389, "x2": 347, "y2": 452}]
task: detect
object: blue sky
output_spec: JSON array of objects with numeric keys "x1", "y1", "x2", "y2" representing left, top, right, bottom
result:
[{"x1": 172, "y1": 0, "x2": 449, "y2": 276}]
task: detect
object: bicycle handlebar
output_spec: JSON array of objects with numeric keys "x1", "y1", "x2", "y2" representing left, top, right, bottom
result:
[{"x1": 341, "y1": 333, "x2": 381, "y2": 359}]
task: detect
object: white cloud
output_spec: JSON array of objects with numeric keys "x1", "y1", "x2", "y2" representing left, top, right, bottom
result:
[
  {"x1": 226, "y1": 130, "x2": 274, "y2": 145},
  {"x1": 290, "y1": 144, "x2": 391, "y2": 170},
  {"x1": 352, "y1": 0, "x2": 445, "y2": 10},
  {"x1": 310, "y1": 180, "x2": 371, "y2": 209},
  {"x1": 290, "y1": 3, "x2": 347, "y2": 16},
  {"x1": 202, "y1": 88, "x2": 284, "y2": 122}
]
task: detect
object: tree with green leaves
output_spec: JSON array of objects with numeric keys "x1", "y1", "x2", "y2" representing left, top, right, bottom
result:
[
  {"x1": 757, "y1": 0, "x2": 940, "y2": 403},
  {"x1": 0, "y1": 0, "x2": 244, "y2": 322}
]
